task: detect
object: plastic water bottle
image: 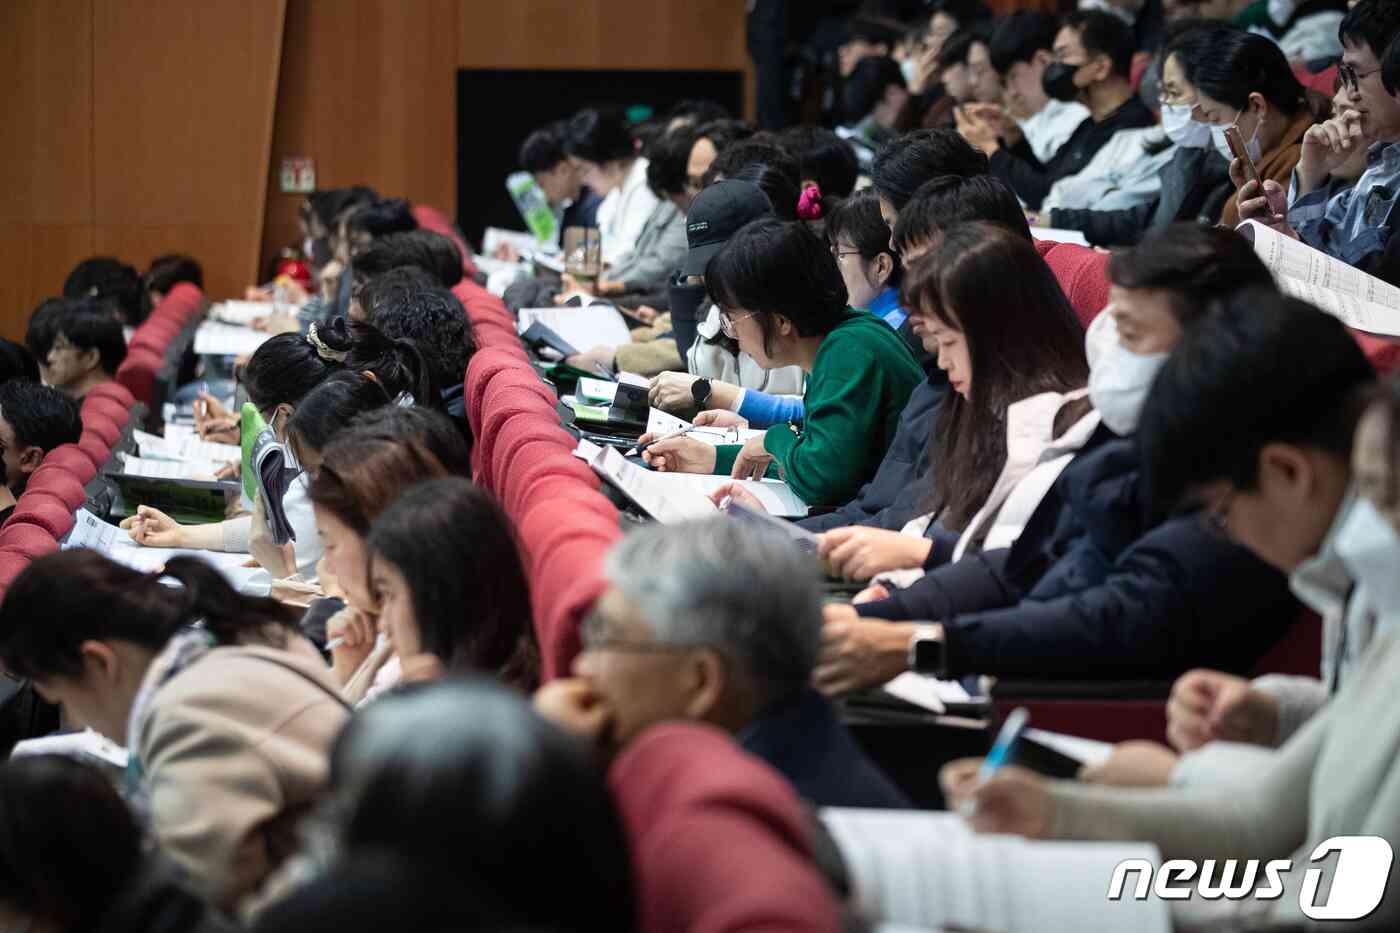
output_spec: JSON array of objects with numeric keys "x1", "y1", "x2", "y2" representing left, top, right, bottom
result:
[{"x1": 506, "y1": 171, "x2": 558, "y2": 246}]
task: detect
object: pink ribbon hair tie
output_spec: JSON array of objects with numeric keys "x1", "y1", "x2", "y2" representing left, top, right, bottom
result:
[{"x1": 797, "y1": 184, "x2": 824, "y2": 221}]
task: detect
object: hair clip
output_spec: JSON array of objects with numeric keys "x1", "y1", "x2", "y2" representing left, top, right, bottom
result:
[{"x1": 306, "y1": 323, "x2": 349, "y2": 363}]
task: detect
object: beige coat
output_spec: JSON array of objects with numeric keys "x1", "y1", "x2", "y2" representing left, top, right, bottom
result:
[{"x1": 136, "y1": 643, "x2": 350, "y2": 910}]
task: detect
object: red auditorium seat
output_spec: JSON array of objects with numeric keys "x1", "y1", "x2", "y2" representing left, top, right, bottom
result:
[
  {"x1": 1035, "y1": 239, "x2": 1110, "y2": 328},
  {"x1": 0, "y1": 526, "x2": 62, "y2": 590},
  {"x1": 41, "y1": 446, "x2": 98, "y2": 486},
  {"x1": 411, "y1": 204, "x2": 480, "y2": 281},
  {"x1": 23, "y1": 466, "x2": 89, "y2": 512},
  {"x1": 1292, "y1": 62, "x2": 1339, "y2": 96},
  {"x1": 117, "y1": 283, "x2": 205, "y2": 406}
]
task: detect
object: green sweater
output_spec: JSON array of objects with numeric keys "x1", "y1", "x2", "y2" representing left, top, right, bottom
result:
[{"x1": 712, "y1": 309, "x2": 923, "y2": 507}]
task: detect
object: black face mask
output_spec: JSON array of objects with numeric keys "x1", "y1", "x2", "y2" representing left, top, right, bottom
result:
[
  {"x1": 668, "y1": 275, "x2": 709, "y2": 359},
  {"x1": 1042, "y1": 62, "x2": 1083, "y2": 103}
]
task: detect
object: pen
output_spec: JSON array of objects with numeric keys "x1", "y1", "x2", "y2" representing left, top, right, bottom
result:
[
  {"x1": 592, "y1": 363, "x2": 613, "y2": 379},
  {"x1": 624, "y1": 426, "x2": 692, "y2": 459},
  {"x1": 960, "y1": 706, "x2": 1029, "y2": 818}
]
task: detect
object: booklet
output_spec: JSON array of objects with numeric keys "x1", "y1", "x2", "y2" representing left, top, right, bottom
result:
[
  {"x1": 1239, "y1": 219, "x2": 1400, "y2": 337},
  {"x1": 582, "y1": 444, "x2": 808, "y2": 521}
]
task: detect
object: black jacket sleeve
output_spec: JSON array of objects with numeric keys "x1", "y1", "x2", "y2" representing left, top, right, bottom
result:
[
  {"x1": 857, "y1": 548, "x2": 1022, "y2": 621},
  {"x1": 1048, "y1": 201, "x2": 1155, "y2": 248},
  {"x1": 989, "y1": 142, "x2": 1055, "y2": 211},
  {"x1": 935, "y1": 519, "x2": 1296, "y2": 680}
]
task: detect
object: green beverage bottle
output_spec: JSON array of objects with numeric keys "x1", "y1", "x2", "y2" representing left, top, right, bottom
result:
[{"x1": 507, "y1": 171, "x2": 558, "y2": 245}]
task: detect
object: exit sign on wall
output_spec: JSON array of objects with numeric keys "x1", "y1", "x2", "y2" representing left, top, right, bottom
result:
[{"x1": 280, "y1": 157, "x2": 316, "y2": 194}]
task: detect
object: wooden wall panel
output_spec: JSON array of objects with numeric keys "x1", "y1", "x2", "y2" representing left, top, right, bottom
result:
[
  {"x1": 457, "y1": 1, "x2": 747, "y2": 70},
  {"x1": 0, "y1": 0, "x2": 95, "y2": 339},
  {"x1": 93, "y1": 0, "x2": 285, "y2": 304},
  {"x1": 261, "y1": 0, "x2": 459, "y2": 279}
]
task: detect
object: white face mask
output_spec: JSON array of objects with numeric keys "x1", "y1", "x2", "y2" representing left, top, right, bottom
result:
[
  {"x1": 1211, "y1": 106, "x2": 1264, "y2": 164},
  {"x1": 1160, "y1": 103, "x2": 1212, "y2": 149},
  {"x1": 900, "y1": 57, "x2": 919, "y2": 86},
  {"x1": 1086, "y1": 311, "x2": 1169, "y2": 436},
  {"x1": 1334, "y1": 497, "x2": 1400, "y2": 612}
]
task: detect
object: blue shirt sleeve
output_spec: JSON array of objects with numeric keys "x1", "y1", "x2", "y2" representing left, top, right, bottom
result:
[{"x1": 735, "y1": 390, "x2": 805, "y2": 428}]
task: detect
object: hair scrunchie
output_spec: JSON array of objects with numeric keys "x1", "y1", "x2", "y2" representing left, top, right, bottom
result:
[
  {"x1": 306, "y1": 323, "x2": 349, "y2": 363},
  {"x1": 797, "y1": 183, "x2": 824, "y2": 221}
]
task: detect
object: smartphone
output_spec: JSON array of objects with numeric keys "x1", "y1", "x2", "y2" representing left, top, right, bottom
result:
[{"x1": 1223, "y1": 125, "x2": 1262, "y2": 188}]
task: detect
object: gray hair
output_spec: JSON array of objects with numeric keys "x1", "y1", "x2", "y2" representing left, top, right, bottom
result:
[{"x1": 604, "y1": 516, "x2": 823, "y2": 700}]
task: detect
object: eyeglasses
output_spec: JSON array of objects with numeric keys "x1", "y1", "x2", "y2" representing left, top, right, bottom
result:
[
  {"x1": 719, "y1": 309, "x2": 758, "y2": 338},
  {"x1": 830, "y1": 246, "x2": 864, "y2": 261},
  {"x1": 580, "y1": 611, "x2": 699, "y2": 655},
  {"x1": 1340, "y1": 62, "x2": 1383, "y2": 93}
]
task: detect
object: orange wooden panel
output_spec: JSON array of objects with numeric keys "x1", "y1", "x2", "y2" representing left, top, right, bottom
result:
[
  {"x1": 0, "y1": 226, "x2": 96, "y2": 341},
  {"x1": 0, "y1": 0, "x2": 95, "y2": 330},
  {"x1": 458, "y1": 0, "x2": 747, "y2": 70},
  {"x1": 261, "y1": 0, "x2": 459, "y2": 276},
  {"x1": 92, "y1": 0, "x2": 285, "y2": 298}
]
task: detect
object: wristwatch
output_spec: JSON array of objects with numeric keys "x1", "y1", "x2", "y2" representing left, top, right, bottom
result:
[
  {"x1": 907, "y1": 623, "x2": 946, "y2": 677},
  {"x1": 691, "y1": 377, "x2": 713, "y2": 408}
]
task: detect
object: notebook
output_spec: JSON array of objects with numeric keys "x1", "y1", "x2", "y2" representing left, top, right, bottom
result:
[
  {"x1": 240, "y1": 404, "x2": 297, "y2": 545},
  {"x1": 821, "y1": 808, "x2": 1169, "y2": 933}
]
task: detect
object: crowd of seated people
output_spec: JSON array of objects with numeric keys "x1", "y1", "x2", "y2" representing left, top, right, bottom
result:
[{"x1": 8, "y1": 0, "x2": 1400, "y2": 929}]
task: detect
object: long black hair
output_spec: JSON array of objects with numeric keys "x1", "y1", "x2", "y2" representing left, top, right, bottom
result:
[
  {"x1": 1167, "y1": 24, "x2": 1309, "y2": 117},
  {"x1": 0, "y1": 552, "x2": 299, "y2": 680},
  {"x1": 903, "y1": 222, "x2": 1088, "y2": 530},
  {"x1": 706, "y1": 219, "x2": 849, "y2": 357},
  {"x1": 243, "y1": 317, "x2": 439, "y2": 414},
  {"x1": 285, "y1": 370, "x2": 394, "y2": 467},
  {"x1": 368, "y1": 478, "x2": 538, "y2": 690}
]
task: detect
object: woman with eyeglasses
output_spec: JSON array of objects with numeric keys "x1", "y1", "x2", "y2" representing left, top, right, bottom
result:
[
  {"x1": 641, "y1": 218, "x2": 923, "y2": 508},
  {"x1": 1160, "y1": 24, "x2": 1329, "y2": 227}
]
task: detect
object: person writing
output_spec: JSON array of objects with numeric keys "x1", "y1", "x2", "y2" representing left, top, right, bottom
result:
[{"x1": 641, "y1": 218, "x2": 922, "y2": 507}]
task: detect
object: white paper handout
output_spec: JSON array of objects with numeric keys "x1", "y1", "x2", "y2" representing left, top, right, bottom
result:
[
  {"x1": 1239, "y1": 219, "x2": 1400, "y2": 337},
  {"x1": 193, "y1": 321, "x2": 271, "y2": 357},
  {"x1": 118, "y1": 454, "x2": 222, "y2": 482},
  {"x1": 65, "y1": 509, "x2": 267, "y2": 594},
  {"x1": 587, "y1": 446, "x2": 808, "y2": 521},
  {"x1": 517, "y1": 305, "x2": 632, "y2": 352},
  {"x1": 821, "y1": 808, "x2": 1170, "y2": 933},
  {"x1": 11, "y1": 728, "x2": 128, "y2": 768},
  {"x1": 134, "y1": 429, "x2": 240, "y2": 465},
  {"x1": 209, "y1": 300, "x2": 274, "y2": 326},
  {"x1": 1030, "y1": 226, "x2": 1091, "y2": 247},
  {"x1": 880, "y1": 671, "x2": 973, "y2": 715}
]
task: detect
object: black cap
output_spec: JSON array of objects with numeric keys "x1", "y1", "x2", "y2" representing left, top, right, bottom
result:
[{"x1": 681, "y1": 180, "x2": 774, "y2": 277}]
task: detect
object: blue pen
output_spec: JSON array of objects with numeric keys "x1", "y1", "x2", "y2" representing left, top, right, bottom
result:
[
  {"x1": 960, "y1": 706, "x2": 1029, "y2": 817},
  {"x1": 979, "y1": 706, "x2": 1030, "y2": 782}
]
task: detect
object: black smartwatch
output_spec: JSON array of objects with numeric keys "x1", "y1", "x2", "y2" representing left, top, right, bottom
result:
[
  {"x1": 907, "y1": 623, "x2": 946, "y2": 677},
  {"x1": 691, "y1": 377, "x2": 713, "y2": 408}
]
